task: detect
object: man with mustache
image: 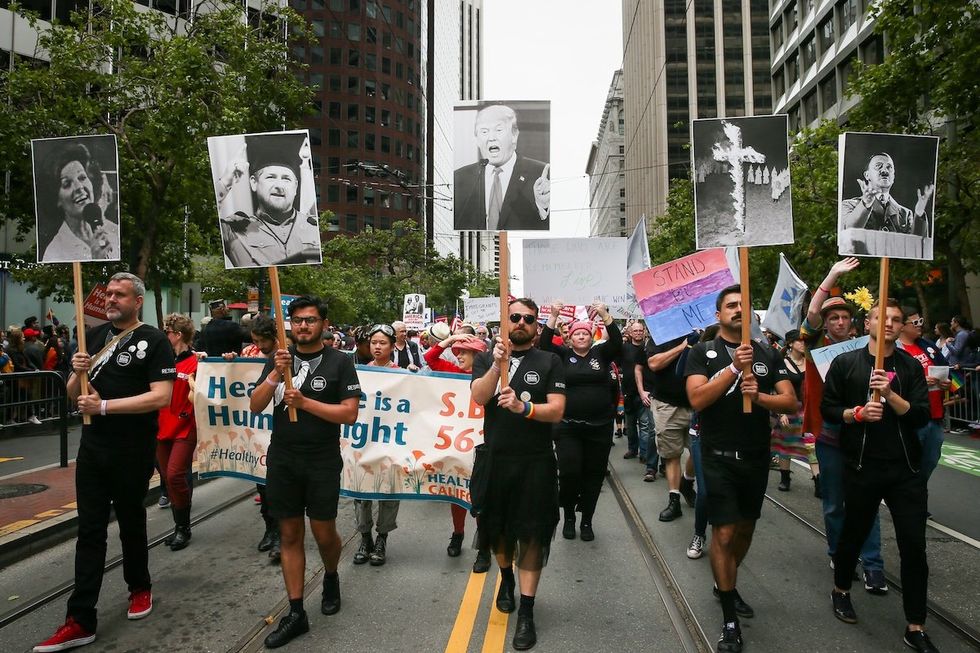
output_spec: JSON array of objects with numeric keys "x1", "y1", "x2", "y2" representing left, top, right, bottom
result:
[
  {"x1": 840, "y1": 152, "x2": 933, "y2": 255},
  {"x1": 34, "y1": 273, "x2": 175, "y2": 653},
  {"x1": 216, "y1": 132, "x2": 321, "y2": 267},
  {"x1": 684, "y1": 284, "x2": 797, "y2": 653},
  {"x1": 822, "y1": 299, "x2": 934, "y2": 653},
  {"x1": 470, "y1": 298, "x2": 565, "y2": 650},
  {"x1": 454, "y1": 104, "x2": 551, "y2": 231}
]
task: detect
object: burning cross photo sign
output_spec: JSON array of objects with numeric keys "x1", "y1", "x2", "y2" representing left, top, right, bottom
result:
[{"x1": 692, "y1": 115, "x2": 794, "y2": 249}]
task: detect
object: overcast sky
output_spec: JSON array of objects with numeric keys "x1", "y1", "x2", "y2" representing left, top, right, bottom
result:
[{"x1": 481, "y1": 1, "x2": 624, "y2": 292}]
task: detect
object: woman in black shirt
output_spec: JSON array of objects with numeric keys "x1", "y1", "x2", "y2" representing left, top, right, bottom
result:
[{"x1": 540, "y1": 302, "x2": 621, "y2": 541}]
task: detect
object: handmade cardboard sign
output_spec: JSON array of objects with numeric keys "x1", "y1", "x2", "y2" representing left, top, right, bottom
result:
[{"x1": 522, "y1": 238, "x2": 628, "y2": 307}]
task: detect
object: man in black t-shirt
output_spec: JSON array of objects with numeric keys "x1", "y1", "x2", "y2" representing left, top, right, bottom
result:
[
  {"x1": 646, "y1": 331, "x2": 697, "y2": 520},
  {"x1": 35, "y1": 273, "x2": 176, "y2": 653},
  {"x1": 684, "y1": 285, "x2": 796, "y2": 653},
  {"x1": 621, "y1": 321, "x2": 652, "y2": 463},
  {"x1": 202, "y1": 300, "x2": 245, "y2": 357},
  {"x1": 471, "y1": 298, "x2": 566, "y2": 652},
  {"x1": 249, "y1": 296, "x2": 361, "y2": 649}
]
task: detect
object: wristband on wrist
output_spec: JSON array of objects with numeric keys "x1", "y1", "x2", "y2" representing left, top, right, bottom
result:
[
  {"x1": 727, "y1": 362, "x2": 739, "y2": 375},
  {"x1": 819, "y1": 286, "x2": 831, "y2": 293},
  {"x1": 853, "y1": 405, "x2": 864, "y2": 423},
  {"x1": 265, "y1": 375, "x2": 279, "y2": 387},
  {"x1": 100, "y1": 400, "x2": 107, "y2": 416},
  {"x1": 523, "y1": 402, "x2": 535, "y2": 419}
]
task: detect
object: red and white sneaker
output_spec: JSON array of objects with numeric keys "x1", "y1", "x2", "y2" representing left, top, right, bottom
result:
[
  {"x1": 33, "y1": 617, "x2": 96, "y2": 652},
  {"x1": 127, "y1": 589, "x2": 153, "y2": 620}
]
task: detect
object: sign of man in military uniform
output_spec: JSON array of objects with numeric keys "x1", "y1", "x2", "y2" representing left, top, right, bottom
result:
[{"x1": 211, "y1": 131, "x2": 323, "y2": 269}]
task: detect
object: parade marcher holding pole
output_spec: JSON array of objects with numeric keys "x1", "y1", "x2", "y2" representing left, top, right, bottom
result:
[
  {"x1": 34, "y1": 273, "x2": 176, "y2": 653},
  {"x1": 471, "y1": 298, "x2": 566, "y2": 651},
  {"x1": 822, "y1": 299, "x2": 935, "y2": 653},
  {"x1": 685, "y1": 284, "x2": 797, "y2": 653},
  {"x1": 249, "y1": 296, "x2": 361, "y2": 648},
  {"x1": 539, "y1": 301, "x2": 621, "y2": 541}
]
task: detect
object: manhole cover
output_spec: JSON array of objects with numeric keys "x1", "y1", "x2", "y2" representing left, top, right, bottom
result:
[{"x1": 0, "y1": 483, "x2": 48, "y2": 499}]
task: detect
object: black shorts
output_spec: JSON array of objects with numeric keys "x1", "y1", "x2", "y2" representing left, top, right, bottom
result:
[
  {"x1": 266, "y1": 445, "x2": 342, "y2": 521},
  {"x1": 702, "y1": 453, "x2": 769, "y2": 526}
]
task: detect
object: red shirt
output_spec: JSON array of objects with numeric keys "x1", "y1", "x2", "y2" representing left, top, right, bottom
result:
[
  {"x1": 157, "y1": 351, "x2": 198, "y2": 441},
  {"x1": 900, "y1": 340, "x2": 944, "y2": 420},
  {"x1": 423, "y1": 344, "x2": 465, "y2": 374}
]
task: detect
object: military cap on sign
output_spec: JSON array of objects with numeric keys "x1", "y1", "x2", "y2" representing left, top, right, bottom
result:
[{"x1": 245, "y1": 132, "x2": 306, "y2": 179}]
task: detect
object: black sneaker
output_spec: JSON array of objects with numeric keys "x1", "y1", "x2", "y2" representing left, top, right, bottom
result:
[
  {"x1": 513, "y1": 614, "x2": 537, "y2": 650},
  {"x1": 903, "y1": 627, "x2": 939, "y2": 653},
  {"x1": 321, "y1": 572, "x2": 341, "y2": 615},
  {"x1": 472, "y1": 549, "x2": 491, "y2": 573},
  {"x1": 658, "y1": 494, "x2": 682, "y2": 522},
  {"x1": 711, "y1": 586, "x2": 753, "y2": 618},
  {"x1": 562, "y1": 518, "x2": 576, "y2": 540},
  {"x1": 679, "y1": 477, "x2": 696, "y2": 507},
  {"x1": 257, "y1": 527, "x2": 276, "y2": 552},
  {"x1": 263, "y1": 611, "x2": 309, "y2": 649},
  {"x1": 717, "y1": 621, "x2": 742, "y2": 653},
  {"x1": 831, "y1": 590, "x2": 858, "y2": 624},
  {"x1": 579, "y1": 522, "x2": 595, "y2": 542},
  {"x1": 353, "y1": 533, "x2": 373, "y2": 565},
  {"x1": 863, "y1": 569, "x2": 888, "y2": 595},
  {"x1": 447, "y1": 532, "x2": 464, "y2": 557}
]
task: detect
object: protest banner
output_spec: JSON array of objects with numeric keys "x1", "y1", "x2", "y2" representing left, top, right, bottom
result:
[
  {"x1": 82, "y1": 283, "x2": 109, "y2": 329},
  {"x1": 810, "y1": 336, "x2": 870, "y2": 380},
  {"x1": 194, "y1": 361, "x2": 483, "y2": 509},
  {"x1": 522, "y1": 237, "x2": 628, "y2": 307},
  {"x1": 632, "y1": 248, "x2": 736, "y2": 343},
  {"x1": 463, "y1": 297, "x2": 500, "y2": 324}
]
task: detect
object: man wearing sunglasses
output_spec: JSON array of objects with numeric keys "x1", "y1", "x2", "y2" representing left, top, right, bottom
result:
[
  {"x1": 898, "y1": 308, "x2": 952, "y2": 483},
  {"x1": 470, "y1": 298, "x2": 566, "y2": 651},
  {"x1": 249, "y1": 296, "x2": 361, "y2": 648}
]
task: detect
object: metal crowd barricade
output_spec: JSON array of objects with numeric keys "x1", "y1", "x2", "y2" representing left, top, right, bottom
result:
[
  {"x1": 947, "y1": 367, "x2": 979, "y2": 430},
  {"x1": 0, "y1": 370, "x2": 71, "y2": 467}
]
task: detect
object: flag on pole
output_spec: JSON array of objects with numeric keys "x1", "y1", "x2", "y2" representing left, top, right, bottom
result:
[
  {"x1": 450, "y1": 315, "x2": 464, "y2": 333},
  {"x1": 619, "y1": 216, "x2": 651, "y2": 318},
  {"x1": 762, "y1": 253, "x2": 809, "y2": 339}
]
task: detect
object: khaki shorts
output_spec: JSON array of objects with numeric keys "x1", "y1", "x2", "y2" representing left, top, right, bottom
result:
[{"x1": 653, "y1": 400, "x2": 692, "y2": 459}]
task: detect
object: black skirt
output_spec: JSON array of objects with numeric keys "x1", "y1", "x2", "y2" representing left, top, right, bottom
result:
[{"x1": 475, "y1": 450, "x2": 560, "y2": 571}]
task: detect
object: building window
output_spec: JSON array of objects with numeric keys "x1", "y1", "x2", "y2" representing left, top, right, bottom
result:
[
  {"x1": 800, "y1": 0, "x2": 814, "y2": 19},
  {"x1": 801, "y1": 35, "x2": 815, "y2": 72},
  {"x1": 346, "y1": 186, "x2": 358, "y2": 203},
  {"x1": 380, "y1": 110, "x2": 391, "y2": 127},
  {"x1": 838, "y1": 0, "x2": 858, "y2": 33},
  {"x1": 365, "y1": 133, "x2": 375, "y2": 151},
  {"x1": 367, "y1": 26, "x2": 377, "y2": 43},
  {"x1": 363, "y1": 188, "x2": 375, "y2": 206},
  {"x1": 381, "y1": 136, "x2": 391, "y2": 153},
  {"x1": 818, "y1": 16, "x2": 834, "y2": 53},
  {"x1": 783, "y1": 1, "x2": 797, "y2": 34},
  {"x1": 820, "y1": 73, "x2": 837, "y2": 109},
  {"x1": 347, "y1": 23, "x2": 360, "y2": 41},
  {"x1": 347, "y1": 76, "x2": 359, "y2": 94},
  {"x1": 345, "y1": 215, "x2": 358, "y2": 232},
  {"x1": 786, "y1": 53, "x2": 799, "y2": 85},
  {"x1": 839, "y1": 55, "x2": 856, "y2": 95},
  {"x1": 788, "y1": 106, "x2": 800, "y2": 132},
  {"x1": 365, "y1": 53, "x2": 376, "y2": 71},
  {"x1": 860, "y1": 34, "x2": 884, "y2": 65},
  {"x1": 327, "y1": 185, "x2": 340, "y2": 202},
  {"x1": 328, "y1": 102, "x2": 341, "y2": 119},
  {"x1": 619, "y1": 188, "x2": 626, "y2": 197},
  {"x1": 309, "y1": 128, "x2": 322, "y2": 146},
  {"x1": 310, "y1": 47, "x2": 323, "y2": 64},
  {"x1": 347, "y1": 103, "x2": 359, "y2": 121},
  {"x1": 365, "y1": 106, "x2": 376, "y2": 123},
  {"x1": 365, "y1": 79, "x2": 376, "y2": 97},
  {"x1": 329, "y1": 21, "x2": 343, "y2": 39},
  {"x1": 771, "y1": 20, "x2": 783, "y2": 52},
  {"x1": 327, "y1": 157, "x2": 340, "y2": 174},
  {"x1": 329, "y1": 75, "x2": 341, "y2": 92},
  {"x1": 309, "y1": 73, "x2": 323, "y2": 89},
  {"x1": 773, "y1": 69, "x2": 785, "y2": 98},
  {"x1": 803, "y1": 90, "x2": 818, "y2": 122},
  {"x1": 328, "y1": 129, "x2": 340, "y2": 147},
  {"x1": 348, "y1": 49, "x2": 359, "y2": 67},
  {"x1": 347, "y1": 130, "x2": 359, "y2": 148}
]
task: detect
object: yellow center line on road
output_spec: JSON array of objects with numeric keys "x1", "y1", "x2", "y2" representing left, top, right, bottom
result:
[
  {"x1": 0, "y1": 457, "x2": 25, "y2": 463},
  {"x1": 481, "y1": 573, "x2": 509, "y2": 653},
  {"x1": 444, "y1": 570, "x2": 489, "y2": 653}
]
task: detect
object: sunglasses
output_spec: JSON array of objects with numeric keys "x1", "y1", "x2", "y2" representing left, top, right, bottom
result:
[
  {"x1": 291, "y1": 316, "x2": 321, "y2": 326},
  {"x1": 509, "y1": 313, "x2": 536, "y2": 325},
  {"x1": 906, "y1": 317, "x2": 924, "y2": 327},
  {"x1": 370, "y1": 324, "x2": 395, "y2": 337}
]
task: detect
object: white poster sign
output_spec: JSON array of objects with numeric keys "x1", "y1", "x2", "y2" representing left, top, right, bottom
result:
[
  {"x1": 522, "y1": 238, "x2": 628, "y2": 307},
  {"x1": 463, "y1": 297, "x2": 500, "y2": 323},
  {"x1": 402, "y1": 293, "x2": 426, "y2": 330}
]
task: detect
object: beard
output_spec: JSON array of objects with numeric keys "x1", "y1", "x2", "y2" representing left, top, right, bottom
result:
[{"x1": 509, "y1": 329, "x2": 533, "y2": 345}]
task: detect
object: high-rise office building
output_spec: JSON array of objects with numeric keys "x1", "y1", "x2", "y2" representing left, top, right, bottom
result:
[
  {"x1": 292, "y1": 0, "x2": 428, "y2": 236},
  {"x1": 621, "y1": 0, "x2": 772, "y2": 233},
  {"x1": 586, "y1": 70, "x2": 627, "y2": 239},
  {"x1": 426, "y1": 0, "x2": 494, "y2": 274},
  {"x1": 768, "y1": 0, "x2": 882, "y2": 131}
]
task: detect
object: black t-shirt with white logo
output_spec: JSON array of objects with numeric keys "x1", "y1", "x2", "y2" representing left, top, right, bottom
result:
[
  {"x1": 84, "y1": 323, "x2": 177, "y2": 443},
  {"x1": 684, "y1": 337, "x2": 787, "y2": 453},
  {"x1": 471, "y1": 348, "x2": 565, "y2": 456},
  {"x1": 645, "y1": 336, "x2": 691, "y2": 407},
  {"x1": 260, "y1": 346, "x2": 361, "y2": 455}
]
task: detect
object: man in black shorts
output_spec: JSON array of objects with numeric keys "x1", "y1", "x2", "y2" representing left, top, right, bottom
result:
[
  {"x1": 249, "y1": 296, "x2": 361, "y2": 649},
  {"x1": 34, "y1": 272, "x2": 176, "y2": 653},
  {"x1": 471, "y1": 298, "x2": 566, "y2": 651},
  {"x1": 685, "y1": 285, "x2": 797, "y2": 653}
]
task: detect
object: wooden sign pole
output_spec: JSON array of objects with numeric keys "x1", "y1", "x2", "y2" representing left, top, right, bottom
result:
[
  {"x1": 72, "y1": 262, "x2": 91, "y2": 425},
  {"x1": 497, "y1": 231, "x2": 510, "y2": 388},
  {"x1": 871, "y1": 257, "x2": 890, "y2": 403},
  {"x1": 738, "y1": 247, "x2": 753, "y2": 413},
  {"x1": 267, "y1": 266, "x2": 298, "y2": 422}
]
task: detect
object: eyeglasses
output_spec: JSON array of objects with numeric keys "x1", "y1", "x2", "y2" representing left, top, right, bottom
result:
[
  {"x1": 906, "y1": 317, "x2": 924, "y2": 327},
  {"x1": 509, "y1": 313, "x2": 536, "y2": 325},
  {"x1": 370, "y1": 324, "x2": 395, "y2": 337},
  {"x1": 291, "y1": 316, "x2": 321, "y2": 326}
]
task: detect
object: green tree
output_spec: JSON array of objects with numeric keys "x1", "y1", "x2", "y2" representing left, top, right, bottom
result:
[{"x1": 0, "y1": 0, "x2": 314, "y2": 323}]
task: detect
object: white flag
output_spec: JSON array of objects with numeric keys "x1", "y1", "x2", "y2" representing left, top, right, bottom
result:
[
  {"x1": 762, "y1": 253, "x2": 809, "y2": 339},
  {"x1": 617, "y1": 216, "x2": 651, "y2": 318}
]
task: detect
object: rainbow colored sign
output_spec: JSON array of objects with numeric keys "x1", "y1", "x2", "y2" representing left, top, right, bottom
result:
[{"x1": 632, "y1": 249, "x2": 736, "y2": 343}]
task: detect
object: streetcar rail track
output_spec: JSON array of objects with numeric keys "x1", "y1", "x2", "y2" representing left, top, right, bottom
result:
[
  {"x1": 762, "y1": 491, "x2": 980, "y2": 650},
  {"x1": 0, "y1": 486, "x2": 255, "y2": 629},
  {"x1": 607, "y1": 464, "x2": 711, "y2": 653}
]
